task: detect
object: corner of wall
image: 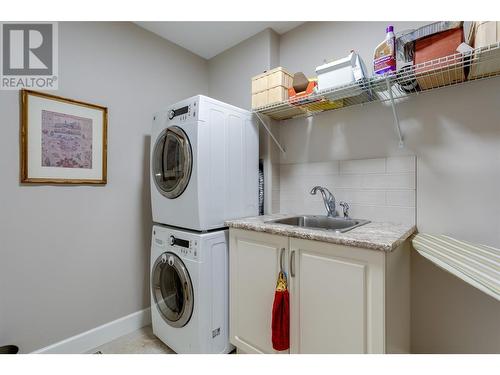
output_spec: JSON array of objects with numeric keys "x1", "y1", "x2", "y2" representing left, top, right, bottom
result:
[{"x1": 268, "y1": 28, "x2": 280, "y2": 68}]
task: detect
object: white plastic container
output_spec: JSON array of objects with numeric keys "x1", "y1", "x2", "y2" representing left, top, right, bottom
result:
[{"x1": 315, "y1": 51, "x2": 367, "y2": 98}]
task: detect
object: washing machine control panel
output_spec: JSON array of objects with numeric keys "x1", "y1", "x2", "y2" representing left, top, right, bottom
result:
[
  {"x1": 169, "y1": 235, "x2": 198, "y2": 259},
  {"x1": 167, "y1": 100, "x2": 197, "y2": 123}
]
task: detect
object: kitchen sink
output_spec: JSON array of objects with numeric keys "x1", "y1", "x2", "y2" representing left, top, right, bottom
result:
[{"x1": 266, "y1": 215, "x2": 370, "y2": 233}]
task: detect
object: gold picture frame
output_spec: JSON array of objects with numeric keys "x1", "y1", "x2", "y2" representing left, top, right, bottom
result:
[{"x1": 20, "y1": 89, "x2": 108, "y2": 184}]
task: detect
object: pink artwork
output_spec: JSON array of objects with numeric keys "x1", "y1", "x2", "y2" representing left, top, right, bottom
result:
[{"x1": 41, "y1": 110, "x2": 93, "y2": 169}]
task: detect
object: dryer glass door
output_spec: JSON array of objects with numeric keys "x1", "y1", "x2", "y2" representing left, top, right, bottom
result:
[
  {"x1": 152, "y1": 252, "x2": 194, "y2": 328},
  {"x1": 153, "y1": 126, "x2": 192, "y2": 199}
]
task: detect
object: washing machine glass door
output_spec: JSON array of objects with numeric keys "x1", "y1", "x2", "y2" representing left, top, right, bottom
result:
[
  {"x1": 152, "y1": 126, "x2": 192, "y2": 199},
  {"x1": 152, "y1": 252, "x2": 194, "y2": 328}
]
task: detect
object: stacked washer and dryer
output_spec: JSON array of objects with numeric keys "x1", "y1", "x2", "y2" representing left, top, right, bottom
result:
[{"x1": 150, "y1": 95, "x2": 259, "y2": 354}]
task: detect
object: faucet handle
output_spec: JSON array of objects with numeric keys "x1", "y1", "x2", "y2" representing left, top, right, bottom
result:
[{"x1": 339, "y1": 201, "x2": 350, "y2": 219}]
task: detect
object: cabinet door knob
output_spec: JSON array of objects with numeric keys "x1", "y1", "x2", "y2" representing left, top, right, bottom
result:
[{"x1": 290, "y1": 250, "x2": 296, "y2": 277}]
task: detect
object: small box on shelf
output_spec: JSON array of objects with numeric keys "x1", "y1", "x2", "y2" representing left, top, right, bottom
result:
[
  {"x1": 251, "y1": 67, "x2": 294, "y2": 109},
  {"x1": 468, "y1": 22, "x2": 500, "y2": 79},
  {"x1": 414, "y1": 28, "x2": 465, "y2": 90}
]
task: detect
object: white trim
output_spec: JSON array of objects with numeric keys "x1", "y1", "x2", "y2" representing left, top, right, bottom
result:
[{"x1": 32, "y1": 307, "x2": 151, "y2": 354}]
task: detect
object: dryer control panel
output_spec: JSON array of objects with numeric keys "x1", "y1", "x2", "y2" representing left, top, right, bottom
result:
[{"x1": 167, "y1": 99, "x2": 198, "y2": 123}]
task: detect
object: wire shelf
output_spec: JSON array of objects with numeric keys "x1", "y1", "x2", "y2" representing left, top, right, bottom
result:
[{"x1": 254, "y1": 42, "x2": 500, "y2": 121}]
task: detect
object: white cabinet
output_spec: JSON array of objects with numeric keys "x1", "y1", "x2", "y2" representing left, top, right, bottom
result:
[
  {"x1": 229, "y1": 229, "x2": 289, "y2": 354},
  {"x1": 229, "y1": 229, "x2": 410, "y2": 354},
  {"x1": 289, "y1": 239, "x2": 384, "y2": 354}
]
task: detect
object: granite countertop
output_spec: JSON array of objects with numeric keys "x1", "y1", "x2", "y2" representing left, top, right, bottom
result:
[{"x1": 225, "y1": 214, "x2": 416, "y2": 252}]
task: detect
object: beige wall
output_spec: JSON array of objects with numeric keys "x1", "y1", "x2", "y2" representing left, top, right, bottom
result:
[
  {"x1": 208, "y1": 28, "x2": 279, "y2": 110},
  {"x1": 278, "y1": 22, "x2": 500, "y2": 353},
  {"x1": 0, "y1": 22, "x2": 208, "y2": 353}
]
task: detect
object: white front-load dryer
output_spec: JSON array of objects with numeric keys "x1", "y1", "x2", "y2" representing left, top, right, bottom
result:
[
  {"x1": 150, "y1": 224, "x2": 233, "y2": 354},
  {"x1": 150, "y1": 95, "x2": 259, "y2": 231}
]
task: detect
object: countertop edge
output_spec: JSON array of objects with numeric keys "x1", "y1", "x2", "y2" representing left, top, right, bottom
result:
[{"x1": 225, "y1": 218, "x2": 417, "y2": 252}]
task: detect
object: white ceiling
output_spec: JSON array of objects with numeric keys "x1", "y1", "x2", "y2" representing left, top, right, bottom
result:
[{"x1": 135, "y1": 22, "x2": 304, "y2": 59}]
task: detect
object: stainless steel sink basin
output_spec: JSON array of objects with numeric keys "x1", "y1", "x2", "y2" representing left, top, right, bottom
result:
[{"x1": 266, "y1": 215, "x2": 370, "y2": 233}]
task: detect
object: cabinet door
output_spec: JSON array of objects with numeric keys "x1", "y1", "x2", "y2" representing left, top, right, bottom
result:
[
  {"x1": 229, "y1": 229, "x2": 289, "y2": 354},
  {"x1": 289, "y1": 238, "x2": 385, "y2": 354}
]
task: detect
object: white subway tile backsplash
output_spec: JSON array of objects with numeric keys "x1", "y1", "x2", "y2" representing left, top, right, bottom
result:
[
  {"x1": 278, "y1": 156, "x2": 416, "y2": 225},
  {"x1": 280, "y1": 161, "x2": 339, "y2": 177},
  {"x1": 271, "y1": 163, "x2": 280, "y2": 189},
  {"x1": 305, "y1": 161, "x2": 340, "y2": 176},
  {"x1": 339, "y1": 158, "x2": 386, "y2": 174},
  {"x1": 280, "y1": 175, "x2": 339, "y2": 193},
  {"x1": 279, "y1": 200, "x2": 303, "y2": 214},
  {"x1": 336, "y1": 189, "x2": 387, "y2": 206},
  {"x1": 349, "y1": 204, "x2": 415, "y2": 226},
  {"x1": 271, "y1": 190, "x2": 280, "y2": 214},
  {"x1": 362, "y1": 173, "x2": 415, "y2": 189},
  {"x1": 336, "y1": 175, "x2": 364, "y2": 189},
  {"x1": 279, "y1": 189, "x2": 303, "y2": 202},
  {"x1": 386, "y1": 156, "x2": 416, "y2": 173},
  {"x1": 386, "y1": 190, "x2": 416, "y2": 207}
]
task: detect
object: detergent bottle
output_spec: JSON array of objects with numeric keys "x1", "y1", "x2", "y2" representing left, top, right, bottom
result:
[{"x1": 374, "y1": 25, "x2": 396, "y2": 75}]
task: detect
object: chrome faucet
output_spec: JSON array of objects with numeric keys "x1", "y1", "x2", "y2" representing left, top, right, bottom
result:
[{"x1": 310, "y1": 186, "x2": 337, "y2": 217}]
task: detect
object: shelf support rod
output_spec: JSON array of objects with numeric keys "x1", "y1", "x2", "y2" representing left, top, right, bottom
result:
[
  {"x1": 254, "y1": 112, "x2": 286, "y2": 154},
  {"x1": 385, "y1": 77, "x2": 404, "y2": 148}
]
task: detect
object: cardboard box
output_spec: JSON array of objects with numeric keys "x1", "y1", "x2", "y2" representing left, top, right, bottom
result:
[
  {"x1": 414, "y1": 28, "x2": 465, "y2": 89},
  {"x1": 267, "y1": 67, "x2": 294, "y2": 88},
  {"x1": 251, "y1": 75, "x2": 268, "y2": 94},
  {"x1": 469, "y1": 21, "x2": 500, "y2": 48},
  {"x1": 251, "y1": 67, "x2": 293, "y2": 94},
  {"x1": 251, "y1": 91, "x2": 268, "y2": 109},
  {"x1": 251, "y1": 86, "x2": 290, "y2": 109},
  {"x1": 267, "y1": 86, "x2": 288, "y2": 104},
  {"x1": 397, "y1": 22, "x2": 463, "y2": 68},
  {"x1": 251, "y1": 67, "x2": 293, "y2": 109}
]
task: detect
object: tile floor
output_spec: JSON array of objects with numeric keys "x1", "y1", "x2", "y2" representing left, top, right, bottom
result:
[{"x1": 89, "y1": 325, "x2": 174, "y2": 354}]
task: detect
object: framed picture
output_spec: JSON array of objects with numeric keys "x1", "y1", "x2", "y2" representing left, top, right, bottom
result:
[{"x1": 20, "y1": 89, "x2": 108, "y2": 184}]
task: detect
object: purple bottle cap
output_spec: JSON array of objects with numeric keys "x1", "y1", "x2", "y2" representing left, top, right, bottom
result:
[{"x1": 386, "y1": 25, "x2": 394, "y2": 33}]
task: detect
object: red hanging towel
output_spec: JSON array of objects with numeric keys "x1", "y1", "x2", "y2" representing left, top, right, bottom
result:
[{"x1": 272, "y1": 272, "x2": 290, "y2": 351}]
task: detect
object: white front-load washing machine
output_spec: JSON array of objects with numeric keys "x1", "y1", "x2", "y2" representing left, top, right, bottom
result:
[
  {"x1": 150, "y1": 224, "x2": 233, "y2": 354},
  {"x1": 150, "y1": 95, "x2": 259, "y2": 231}
]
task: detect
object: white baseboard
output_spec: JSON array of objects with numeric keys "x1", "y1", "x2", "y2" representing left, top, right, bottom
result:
[{"x1": 32, "y1": 307, "x2": 151, "y2": 354}]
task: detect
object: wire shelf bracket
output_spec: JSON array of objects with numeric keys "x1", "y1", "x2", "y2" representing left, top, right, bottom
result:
[
  {"x1": 385, "y1": 77, "x2": 405, "y2": 148},
  {"x1": 254, "y1": 112, "x2": 286, "y2": 154}
]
